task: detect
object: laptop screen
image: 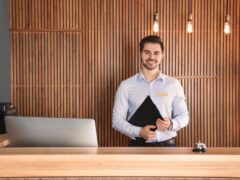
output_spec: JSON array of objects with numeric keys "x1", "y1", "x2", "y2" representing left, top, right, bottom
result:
[{"x1": 5, "y1": 116, "x2": 98, "y2": 147}]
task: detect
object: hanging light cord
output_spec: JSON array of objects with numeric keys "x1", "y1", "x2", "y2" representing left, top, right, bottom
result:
[
  {"x1": 188, "y1": 0, "x2": 192, "y2": 14},
  {"x1": 156, "y1": 0, "x2": 158, "y2": 13},
  {"x1": 226, "y1": 0, "x2": 228, "y2": 15}
]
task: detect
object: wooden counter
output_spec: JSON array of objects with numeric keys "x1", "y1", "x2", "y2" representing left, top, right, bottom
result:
[{"x1": 0, "y1": 147, "x2": 240, "y2": 178}]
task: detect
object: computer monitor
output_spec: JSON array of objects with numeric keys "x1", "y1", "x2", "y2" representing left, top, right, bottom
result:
[{"x1": 5, "y1": 116, "x2": 98, "y2": 147}]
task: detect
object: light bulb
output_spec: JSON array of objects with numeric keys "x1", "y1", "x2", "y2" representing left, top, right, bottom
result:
[
  {"x1": 224, "y1": 15, "x2": 231, "y2": 34},
  {"x1": 153, "y1": 21, "x2": 159, "y2": 33},
  {"x1": 187, "y1": 21, "x2": 193, "y2": 33},
  {"x1": 153, "y1": 13, "x2": 159, "y2": 33},
  {"x1": 187, "y1": 13, "x2": 193, "y2": 33}
]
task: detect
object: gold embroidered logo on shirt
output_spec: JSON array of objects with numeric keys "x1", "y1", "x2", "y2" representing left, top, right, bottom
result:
[{"x1": 157, "y1": 92, "x2": 168, "y2": 96}]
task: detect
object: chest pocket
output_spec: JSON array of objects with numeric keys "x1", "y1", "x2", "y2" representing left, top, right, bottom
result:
[{"x1": 155, "y1": 92, "x2": 173, "y2": 107}]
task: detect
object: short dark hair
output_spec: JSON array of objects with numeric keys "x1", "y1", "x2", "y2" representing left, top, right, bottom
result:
[{"x1": 139, "y1": 35, "x2": 164, "y2": 52}]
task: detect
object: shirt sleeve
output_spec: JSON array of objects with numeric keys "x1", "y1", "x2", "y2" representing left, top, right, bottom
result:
[
  {"x1": 171, "y1": 80, "x2": 189, "y2": 131},
  {"x1": 112, "y1": 82, "x2": 141, "y2": 138}
]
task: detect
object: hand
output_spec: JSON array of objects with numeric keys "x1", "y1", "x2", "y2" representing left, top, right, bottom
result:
[
  {"x1": 139, "y1": 125, "x2": 156, "y2": 141},
  {"x1": 156, "y1": 117, "x2": 171, "y2": 131}
]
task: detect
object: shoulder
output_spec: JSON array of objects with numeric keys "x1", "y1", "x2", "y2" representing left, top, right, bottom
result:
[
  {"x1": 119, "y1": 73, "x2": 139, "y2": 88},
  {"x1": 115, "y1": 73, "x2": 139, "y2": 97},
  {"x1": 162, "y1": 74, "x2": 184, "y2": 93},
  {"x1": 162, "y1": 74, "x2": 181, "y2": 85},
  {"x1": 162, "y1": 74, "x2": 185, "y2": 96}
]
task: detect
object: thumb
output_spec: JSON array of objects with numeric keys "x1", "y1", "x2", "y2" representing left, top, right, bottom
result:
[
  {"x1": 149, "y1": 125, "x2": 156, "y2": 129},
  {"x1": 163, "y1": 117, "x2": 169, "y2": 121}
]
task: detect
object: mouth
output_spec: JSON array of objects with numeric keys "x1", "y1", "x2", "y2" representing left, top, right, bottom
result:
[
  {"x1": 141, "y1": 58, "x2": 159, "y2": 70},
  {"x1": 146, "y1": 59, "x2": 157, "y2": 65}
]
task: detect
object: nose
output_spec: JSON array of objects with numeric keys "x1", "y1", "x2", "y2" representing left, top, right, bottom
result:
[
  {"x1": 149, "y1": 53, "x2": 153, "y2": 59},
  {"x1": 149, "y1": 53, "x2": 154, "y2": 59}
]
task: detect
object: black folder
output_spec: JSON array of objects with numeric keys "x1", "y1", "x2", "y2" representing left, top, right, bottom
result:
[
  {"x1": 128, "y1": 96, "x2": 163, "y2": 142},
  {"x1": 128, "y1": 96, "x2": 163, "y2": 128}
]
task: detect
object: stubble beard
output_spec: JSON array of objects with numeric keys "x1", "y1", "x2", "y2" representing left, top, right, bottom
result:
[{"x1": 141, "y1": 59, "x2": 159, "y2": 71}]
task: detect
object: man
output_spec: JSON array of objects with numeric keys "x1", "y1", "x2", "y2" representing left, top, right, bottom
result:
[{"x1": 112, "y1": 35, "x2": 189, "y2": 147}]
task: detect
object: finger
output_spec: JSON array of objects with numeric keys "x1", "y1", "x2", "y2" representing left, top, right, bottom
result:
[
  {"x1": 163, "y1": 117, "x2": 169, "y2": 121},
  {"x1": 156, "y1": 123, "x2": 166, "y2": 129},
  {"x1": 159, "y1": 118, "x2": 168, "y2": 123},
  {"x1": 159, "y1": 126, "x2": 166, "y2": 131},
  {"x1": 149, "y1": 131, "x2": 156, "y2": 136},
  {"x1": 157, "y1": 118, "x2": 164, "y2": 122},
  {"x1": 156, "y1": 119, "x2": 163, "y2": 124},
  {"x1": 161, "y1": 123, "x2": 170, "y2": 128},
  {"x1": 159, "y1": 120, "x2": 170, "y2": 125},
  {"x1": 156, "y1": 122, "x2": 161, "y2": 127},
  {"x1": 148, "y1": 125, "x2": 156, "y2": 129},
  {"x1": 158, "y1": 120, "x2": 168, "y2": 126},
  {"x1": 148, "y1": 135, "x2": 155, "y2": 140}
]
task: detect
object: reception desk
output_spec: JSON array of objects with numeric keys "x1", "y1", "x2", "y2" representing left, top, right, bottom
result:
[{"x1": 0, "y1": 135, "x2": 240, "y2": 178}]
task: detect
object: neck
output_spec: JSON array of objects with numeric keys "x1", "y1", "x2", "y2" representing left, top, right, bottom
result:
[{"x1": 141, "y1": 67, "x2": 160, "y2": 82}]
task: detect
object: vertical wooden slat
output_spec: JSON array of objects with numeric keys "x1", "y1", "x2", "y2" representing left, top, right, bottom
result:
[
  {"x1": 79, "y1": 0, "x2": 83, "y2": 118},
  {"x1": 235, "y1": 0, "x2": 239, "y2": 146},
  {"x1": 49, "y1": 32, "x2": 52, "y2": 116},
  {"x1": 57, "y1": 32, "x2": 60, "y2": 117},
  {"x1": 59, "y1": 32, "x2": 63, "y2": 117},
  {"x1": 23, "y1": 33, "x2": 26, "y2": 116},
  {"x1": 53, "y1": 32, "x2": 56, "y2": 117}
]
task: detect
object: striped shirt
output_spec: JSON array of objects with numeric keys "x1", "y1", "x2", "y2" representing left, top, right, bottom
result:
[{"x1": 112, "y1": 72, "x2": 189, "y2": 142}]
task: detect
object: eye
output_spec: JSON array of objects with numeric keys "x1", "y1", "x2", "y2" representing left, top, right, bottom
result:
[
  {"x1": 154, "y1": 51, "x2": 160, "y2": 56},
  {"x1": 144, "y1": 50, "x2": 151, "y2": 55}
]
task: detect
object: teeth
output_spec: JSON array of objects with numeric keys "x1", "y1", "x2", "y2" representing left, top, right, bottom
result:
[{"x1": 147, "y1": 61, "x2": 155, "y2": 64}]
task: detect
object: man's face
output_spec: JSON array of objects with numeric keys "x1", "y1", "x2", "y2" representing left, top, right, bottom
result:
[{"x1": 140, "y1": 43, "x2": 164, "y2": 71}]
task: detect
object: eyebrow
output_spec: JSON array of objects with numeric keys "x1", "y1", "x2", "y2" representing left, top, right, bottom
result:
[{"x1": 143, "y1": 49, "x2": 161, "y2": 53}]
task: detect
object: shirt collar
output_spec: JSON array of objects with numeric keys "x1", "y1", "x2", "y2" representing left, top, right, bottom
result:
[{"x1": 137, "y1": 71, "x2": 165, "y2": 82}]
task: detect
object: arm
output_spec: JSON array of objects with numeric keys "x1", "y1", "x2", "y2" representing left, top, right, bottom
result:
[
  {"x1": 112, "y1": 82, "x2": 141, "y2": 138},
  {"x1": 0, "y1": 134, "x2": 10, "y2": 147},
  {"x1": 171, "y1": 80, "x2": 189, "y2": 131}
]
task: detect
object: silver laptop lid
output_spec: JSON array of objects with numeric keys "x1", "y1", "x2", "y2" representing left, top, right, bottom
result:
[{"x1": 5, "y1": 116, "x2": 98, "y2": 147}]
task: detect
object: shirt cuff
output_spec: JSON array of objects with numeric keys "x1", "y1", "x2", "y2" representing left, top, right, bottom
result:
[
  {"x1": 132, "y1": 126, "x2": 142, "y2": 137},
  {"x1": 170, "y1": 118, "x2": 179, "y2": 131}
]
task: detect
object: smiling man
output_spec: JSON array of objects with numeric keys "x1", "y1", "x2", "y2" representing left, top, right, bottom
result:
[{"x1": 112, "y1": 35, "x2": 189, "y2": 147}]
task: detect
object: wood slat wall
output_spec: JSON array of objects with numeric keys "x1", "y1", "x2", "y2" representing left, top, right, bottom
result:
[{"x1": 10, "y1": 0, "x2": 240, "y2": 147}]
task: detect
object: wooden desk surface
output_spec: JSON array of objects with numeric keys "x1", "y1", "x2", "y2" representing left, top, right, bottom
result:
[{"x1": 0, "y1": 147, "x2": 240, "y2": 178}]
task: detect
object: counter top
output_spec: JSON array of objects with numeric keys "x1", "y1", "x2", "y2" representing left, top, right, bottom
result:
[{"x1": 0, "y1": 147, "x2": 240, "y2": 177}]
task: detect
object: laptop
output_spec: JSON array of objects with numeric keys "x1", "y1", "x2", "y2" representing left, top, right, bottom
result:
[{"x1": 5, "y1": 116, "x2": 98, "y2": 147}]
